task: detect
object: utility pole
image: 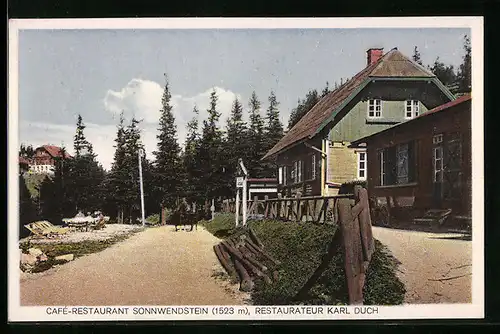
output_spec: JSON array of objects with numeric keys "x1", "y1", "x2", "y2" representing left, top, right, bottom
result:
[{"x1": 138, "y1": 148, "x2": 145, "y2": 227}]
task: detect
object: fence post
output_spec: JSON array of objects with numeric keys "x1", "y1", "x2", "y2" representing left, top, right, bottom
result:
[
  {"x1": 235, "y1": 189, "x2": 240, "y2": 227},
  {"x1": 277, "y1": 193, "x2": 283, "y2": 219},
  {"x1": 264, "y1": 195, "x2": 269, "y2": 218},
  {"x1": 296, "y1": 193, "x2": 302, "y2": 222}
]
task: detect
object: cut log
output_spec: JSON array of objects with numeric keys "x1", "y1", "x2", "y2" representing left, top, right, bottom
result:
[
  {"x1": 248, "y1": 227, "x2": 265, "y2": 249},
  {"x1": 221, "y1": 241, "x2": 265, "y2": 278},
  {"x1": 218, "y1": 243, "x2": 231, "y2": 262},
  {"x1": 245, "y1": 238, "x2": 281, "y2": 266},
  {"x1": 241, "y1": 246, "x2": 268, "y2": 272},
  {"x1": 233, "y1": 258, "x2": 254, "y2": 292},
  {"x1": 214, "y1": 245, "x2": 236, "y2": 278}
]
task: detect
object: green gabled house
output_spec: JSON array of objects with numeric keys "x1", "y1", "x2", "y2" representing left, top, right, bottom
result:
[{"x1": 262, "y1": 47, "x2": 456, "y2": 197}]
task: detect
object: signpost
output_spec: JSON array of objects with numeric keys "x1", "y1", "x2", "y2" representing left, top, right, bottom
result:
[
  {"x1": 237, "y1": 159, "x2": 248, "y2": 227},
  {"x1": 138, "y1": 148, "x2": 145, "y2": 227}
]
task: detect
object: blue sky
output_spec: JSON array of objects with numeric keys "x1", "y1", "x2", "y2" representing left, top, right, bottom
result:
[{"x1": 18, "y1": 27, "x2": 469, "y2": 170}]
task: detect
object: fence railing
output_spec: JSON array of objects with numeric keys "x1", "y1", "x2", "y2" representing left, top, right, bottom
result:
[{"x1": 222, "y1": 194, "x2": 354, "y2": 224}]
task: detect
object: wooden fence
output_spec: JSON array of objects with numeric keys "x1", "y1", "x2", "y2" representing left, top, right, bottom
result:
[{"x1": 221, "y1": 193, "x2": 354, "y2": 224}]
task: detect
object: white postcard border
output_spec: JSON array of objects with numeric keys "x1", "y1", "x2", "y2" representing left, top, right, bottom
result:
[{"x1": 8, "y1": 17, "x2": 484, "y2": 322}]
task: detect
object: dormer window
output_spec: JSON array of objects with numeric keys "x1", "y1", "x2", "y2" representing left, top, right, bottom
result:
[
  {"x1": 367, "y1": 99, "x2": 382, "y2": 118},
  {"x1": 405, "y1": 100, "x2": 420, "y2": 119}
]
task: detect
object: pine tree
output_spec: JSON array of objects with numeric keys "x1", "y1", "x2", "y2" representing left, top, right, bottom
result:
[
  {"x1": 199, "y1": 89, "x2": 226, "y2": 201},
  {"x1": 225, "y1": 98, "x2": 248, "y2": 187},
  {"x1": 456, "y1": 34, "x2": 472, "y2": 94},
  {"x1": 103, "y1": 112, "x2": 128, "y2": 222},
  {"x1": 288, "y1": 89, "x2": 320, "y2": 130},
  {"x1": 183, "y1": 106, "x2": 203, "y2": 204},
  {"x1": 429, "y1": 57, "x2": 457, "y2": 89},
  {"x1": 69, "y1": 114, "x2": 105, "y2": 214},
  {"x1": 321, "y1": 82, "x2": 331, "y2": 97},
  {"x1": 412, "y1": 46, "x2": 423, "y2": 65},
  {"x1": 122, "y1": 117, "x2": 146, "y2": 223},
  {"x1": 153, "y1": 75, "x2": 182, "y2": 209},
  {"x1": 74, "y1": 114, "x2": 94, "y2": 157},
  {"x1": 263, "y1": 91, "x2": 284, "y2": 177},
  {"x1": 247, "y1": 91, "x2": 266, "y2": 178}
]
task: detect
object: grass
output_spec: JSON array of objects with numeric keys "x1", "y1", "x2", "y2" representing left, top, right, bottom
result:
[
  {"x1": 20, "y1": 233, "x2": 134, "y2": 273},
  {"x1": 202, "y1": 213, "x2": 406, "y2": 305}
]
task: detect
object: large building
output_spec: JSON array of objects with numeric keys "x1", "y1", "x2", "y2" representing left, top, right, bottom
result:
[
  {"x1": 262, "y1": 47, "x2": 455, "y2": 197},
  {"x1": 24, "y1": 145, "x2": 72, "y2": 175},
  {"x1": 350, "y1": 94, "x2": 472, "y2": 219}
]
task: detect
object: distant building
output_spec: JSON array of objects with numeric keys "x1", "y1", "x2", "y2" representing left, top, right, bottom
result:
[{"x1": 28, "y1": 145, "x2": 72, "y2": 175}]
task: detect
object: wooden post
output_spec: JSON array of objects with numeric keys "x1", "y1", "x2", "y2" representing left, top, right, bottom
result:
[
  {"x1": 211, "y1": 198, "x2": 215, "y2": 221},
  {"x1": 277, "y1": 193, "x2": 283, "y2": 219},
  {"x1": 235, "y1": 189, "x2": 240, "y2": 227},
  {"x1": 242, "y1": 177, "x2": 247, "y2": 226},
  {"x1": 296, "y1": 193, "x2": 302, "y2": 222}
]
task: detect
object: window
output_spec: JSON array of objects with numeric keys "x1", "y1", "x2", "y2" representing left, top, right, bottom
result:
[
  {"x1": 433, "y1": 134, "x2": 443, "y2": 144},
  {"x1": 357, "y1": 151, "x2": 367, "y2": 180},
  {"x1": 311, "y1": 154, "x2": 317, "y2": 180},
  {"x1": 396, "y1": 144, "x2": 409, "y2": 184},
  {"x1": 379, "y1": 141, "x2": 417, "y2": 186},
  {"x1": 379, "y1": 150, "x2": 385, "y2": 185},
  {"x1": 283, "y1": 166, "x2": 287, "y2": 186},
  {"x1": 433, "y1": 146, "x2": 443, "y2": 182},
  {"x1": 405, "y1": 100, "x2": 420, "y2": 119},
  {"x1": 368, "y1": 99, "x2": 382, "y2": 118},
  {"x1": 278, "y1": 167, "x2": 283, "y2": 184},
  {"x1": 304, "y1": 154, "x2": 318, "y2": 181},
  {"x1": 292, "y1": 160, "x2": 303, "y2": 184}
]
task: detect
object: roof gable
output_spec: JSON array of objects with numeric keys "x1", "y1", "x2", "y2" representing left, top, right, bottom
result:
[
  {"x1": 263, "y1": 48, "x2": 451, "y2": 160},
  {"x1": 39, "y1": 145, "x2": 72, "y2": 159}
]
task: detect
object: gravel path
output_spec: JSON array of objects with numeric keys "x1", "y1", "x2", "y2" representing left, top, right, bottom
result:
[
  {"x1": 372, "y1": 226, "x2": 472, "y2": 304},
  {"x1": 20, "y1": 226, "x2": 248, "y2": 306}
]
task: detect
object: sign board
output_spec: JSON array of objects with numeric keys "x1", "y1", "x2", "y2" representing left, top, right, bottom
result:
[{"x1": 236, "y1": 177, "x2": 244, "y2": 188}]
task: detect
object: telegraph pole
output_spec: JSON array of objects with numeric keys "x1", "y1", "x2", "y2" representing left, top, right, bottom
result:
[{"x1": 138, "y1": 148, "x2": 145, "y2": 227}]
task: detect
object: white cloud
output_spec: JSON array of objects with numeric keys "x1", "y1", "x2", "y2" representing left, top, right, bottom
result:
[
  {"x1": 103, "y1": 78, "x2": 243, "y2": 159},
  {"x1": 20, "y1": 79, "x2": 244, "y2": 171}
]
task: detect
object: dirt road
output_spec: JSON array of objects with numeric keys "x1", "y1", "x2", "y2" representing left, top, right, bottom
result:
[
  {"x1": 372, "y1": 226, "x2": 472, "y2": 304},
  {"x1": 20, "y1": 226, "x2": 248, "y2": 306}
]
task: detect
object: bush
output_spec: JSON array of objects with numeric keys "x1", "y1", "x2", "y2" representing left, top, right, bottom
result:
[
  {"x1": 146, "y1": 213, "x2": 161, "y2": 225},
  {"x1": 206, "y1": 214, "x2": 405, "y2": 305},
  {"x1": 338, "y1": 180, "x2": 367, "y2": 195}
]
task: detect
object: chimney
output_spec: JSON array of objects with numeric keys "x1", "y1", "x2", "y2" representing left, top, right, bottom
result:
[{"x1": 366, "y1": 48, "x2": 384, "y2": 66}]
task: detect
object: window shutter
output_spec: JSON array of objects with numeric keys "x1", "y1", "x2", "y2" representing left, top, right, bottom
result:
[{"x1": 408, "y1": 141, "x2": 417, "y2": 183}]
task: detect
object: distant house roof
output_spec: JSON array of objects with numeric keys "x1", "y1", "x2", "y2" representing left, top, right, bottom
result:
[
  {"x1": 37, "y1": 145, "x2": 72, "y2": 159},
  {"x1": 350, "y1": 94, "x2": 472, "y2": 146},
  {"x1": 262, "y1": 48, "x2": 453, "y2": 160}
]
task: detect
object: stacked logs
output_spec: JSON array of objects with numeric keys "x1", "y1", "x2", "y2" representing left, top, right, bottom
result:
[{"x1": 213, "y1": 227, "x2": 281, "y2": 292}]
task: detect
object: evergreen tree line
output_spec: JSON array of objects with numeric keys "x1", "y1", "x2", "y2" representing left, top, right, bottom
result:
[
  {"x1": 19, "y1": 36, "x2": 472, "y2": 230},
  {"x1": 413, "y1": 34, "x2": 472, "y2": 95},
  {"x1": 20, "y1": 76, "x2": 286, "y2": 227}
]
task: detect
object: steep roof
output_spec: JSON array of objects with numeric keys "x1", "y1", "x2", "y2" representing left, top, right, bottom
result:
[
  {"x1": 39, "y1": 145, "x2": 72, "y2": 159},
  {"x1": 350, "y1": 94, "x2": 471, "y2": 146},
  {"x1": 263, "y1": 48, "x2": 445, "y2": 160}
]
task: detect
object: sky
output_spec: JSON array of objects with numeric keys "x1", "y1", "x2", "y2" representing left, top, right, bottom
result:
[{"x1": 18, "y1": 27, "x2": 470, "y2": 170}]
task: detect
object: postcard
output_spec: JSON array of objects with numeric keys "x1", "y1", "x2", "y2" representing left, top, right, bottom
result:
[{"x1": 8, "y1": 17, "x2": 484, "y2": 322}]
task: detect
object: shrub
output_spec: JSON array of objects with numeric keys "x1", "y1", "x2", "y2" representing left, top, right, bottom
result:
[
  {"x1": 206, "y1": 213, "x2": 406, "y2": 305},
  {"x1": 146, "y1": 213, "x2": 161, "y2": 225}
]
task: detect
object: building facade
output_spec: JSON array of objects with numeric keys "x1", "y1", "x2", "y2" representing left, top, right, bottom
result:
[
  {"x1": 350, "y1": 94, "x2": 472, "y2": 217},
  {"x1": 28, "y1": 145, "x2": 71, "y2": 175},
  {"x1": 263, "y1": 47, "x2": 455, "y2": 197}
]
